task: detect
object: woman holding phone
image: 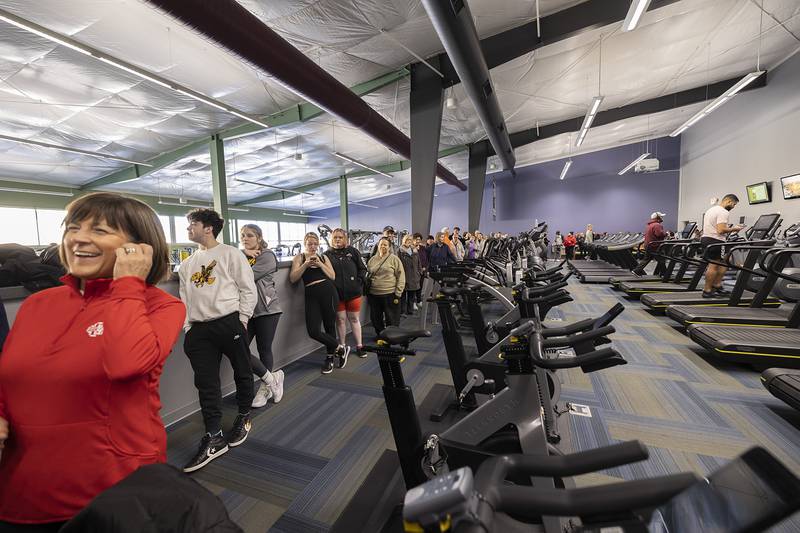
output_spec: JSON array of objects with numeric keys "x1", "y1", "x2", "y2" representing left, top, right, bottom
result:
[{"x1": 289, "y1": 232, "x2": 348, "y2": 374}]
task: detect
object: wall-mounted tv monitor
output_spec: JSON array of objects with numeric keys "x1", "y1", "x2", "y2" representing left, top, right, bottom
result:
[
  {"x1": 746, "y1": 182, "x2": 771, "y2": 205},
  {"x1": 781, "y1": 174, "x2": 800, "y2": 200}
]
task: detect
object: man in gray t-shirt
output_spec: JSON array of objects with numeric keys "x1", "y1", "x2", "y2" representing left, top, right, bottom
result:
[{"x1": 700, "y1": 194, "x2": 745, "y2": 297}]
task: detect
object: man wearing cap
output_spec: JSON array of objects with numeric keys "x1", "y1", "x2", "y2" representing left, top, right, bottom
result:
[
  {"x1": 644, "y1": 212, "x2": 667, "y2": 256},
  {"x1": 370, "y1": 226, "x2": 398, "y2": 257}
]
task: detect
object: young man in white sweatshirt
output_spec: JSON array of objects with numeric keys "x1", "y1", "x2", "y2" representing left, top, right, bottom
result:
[{"x1": 179, "y1": 208, "x2": 257, "y2": 473}]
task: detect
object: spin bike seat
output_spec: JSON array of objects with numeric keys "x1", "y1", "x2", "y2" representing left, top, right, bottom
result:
[
  {"x1": 378, "y1": 326, "x2": 432, "y2": 346},
  {"x1": 439, "y1": 286, "x2": 464, "y2": 297}
]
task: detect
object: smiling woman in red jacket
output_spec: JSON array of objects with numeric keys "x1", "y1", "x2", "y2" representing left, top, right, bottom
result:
[{"x1": 0, "y1": 193, "x2": 185, "y2": 532}]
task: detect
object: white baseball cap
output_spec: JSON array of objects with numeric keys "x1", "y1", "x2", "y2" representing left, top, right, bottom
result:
[{"x1": 650, "y1": 211, "x2": 666, "y2": 219}]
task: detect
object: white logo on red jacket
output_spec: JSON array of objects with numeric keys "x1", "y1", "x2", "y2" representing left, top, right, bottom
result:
[{"x1": 86, "y1": 322, "x2": 104, "y2": 337}]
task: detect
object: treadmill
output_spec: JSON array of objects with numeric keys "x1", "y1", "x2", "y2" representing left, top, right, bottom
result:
[
  {"x1": 686, "y1": 249, "x2": 800, "y2": 368},
  {"x1": 608, "y1": 222, "x2": 697, "y2": 286},
  {"x1": 575, "y1": 234, "x2": 646, "y2": 283},
  {"x1": 620, "y1": 213, "x2": 782, "y2": 299},
  {"x1": 762, "y1": 368, "x2": 800, "y2": 410},
  {"x1": 641, "y1": 220, "x2": 800, "y2": 313}
]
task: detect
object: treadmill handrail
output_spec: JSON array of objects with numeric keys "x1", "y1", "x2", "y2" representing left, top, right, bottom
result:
[
  {"x1": 760, "y1": 248, "x2": 800, "y2": 283},
  {"x1": 718, "y1": 244, "x2": 781, "y2": 275}
]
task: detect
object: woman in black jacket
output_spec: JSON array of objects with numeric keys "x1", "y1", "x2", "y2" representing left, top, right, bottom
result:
[{"x1": 325, "y1": 228, "x2": 368, "y2": 357}]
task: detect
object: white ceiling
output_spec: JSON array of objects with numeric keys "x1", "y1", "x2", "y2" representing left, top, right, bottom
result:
[{"x1": 0, "y1": 0, "x2": 798, "y2": 211}]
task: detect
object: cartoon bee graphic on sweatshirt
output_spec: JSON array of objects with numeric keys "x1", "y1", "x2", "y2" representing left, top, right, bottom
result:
[{"x1": 191, "y1": 260, "x2": 217, "y2": 287}]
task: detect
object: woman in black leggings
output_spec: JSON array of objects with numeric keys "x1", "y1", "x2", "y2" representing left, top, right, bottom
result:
[
  {"x1": 240, "y1": 224, "x2": 284, "y2": 407},
  {"x1": 289, "y1": 232, "x2": 347, "y2": 374}
]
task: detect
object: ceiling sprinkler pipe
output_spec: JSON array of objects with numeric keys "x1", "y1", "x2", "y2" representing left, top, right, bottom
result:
[{"x1": 147, "y1": 0, "x2": 466, "y2": 190}]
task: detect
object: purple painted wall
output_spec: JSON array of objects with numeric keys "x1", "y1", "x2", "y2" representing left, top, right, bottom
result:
[{"x1": 312, "y1": 137, "x2": 681, "y2": 236}]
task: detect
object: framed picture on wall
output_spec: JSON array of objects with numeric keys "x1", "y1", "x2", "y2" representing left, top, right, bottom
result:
[
  {"x1": 781, "y1": 174, "x2": 800, "y2": 200},
  {"x1": 745, "y1": 182, "x2": 771, "y2": 205}
]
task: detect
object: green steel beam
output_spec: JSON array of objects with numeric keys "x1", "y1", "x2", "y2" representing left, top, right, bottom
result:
[
  {"x1": 80, "y1": 68, "x2": 411, "y2": 190},
  {"x1": 339, "y1": 175, "x2": 349, "y2": 231},
  {"x1": 0, "y1": 178, "x2": 306, "y2": 222},
  {"x1": 80, "y1": 138, "x2": 210, "y2": 190},
  {"x1": 209, "y1": 134, "x2": 232, "y2": 244},
  {"x1": 240, "y1": 144, "x2": 468, "y2": 205}
]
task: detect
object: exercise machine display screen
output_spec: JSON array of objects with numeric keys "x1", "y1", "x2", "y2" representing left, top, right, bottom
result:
[
  {"x1": 647, "y1": 447, "x2": 800, "y2": 533},
  {"x1": 749, "y1": 213, "x2": 780, "y2": 239}
]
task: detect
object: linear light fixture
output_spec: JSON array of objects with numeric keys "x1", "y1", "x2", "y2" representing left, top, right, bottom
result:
[
  {"x1": 0, "y1": 8, "x2": 271, "y2": 130},
  {"x1": 282, "y1": 212, "x2": 326, "y2": 219},
  {"x1": 559, "y1": 160, "x2": 572, "y2": 181},
  {"x1": 0, "y1": 133, "x2": 151, "y2": 166},
  {"x1": 670, "y1": 71, "x2": 764, "y2": 137},
  {"x1": 0, "y1": 186, "x2": 74, "y2": 197},
  {"x1": 575, "y1": 96, "x2": 603, "y2": 148},
  {"x1": 350, "y1": 201, "x2": 379, "y2": 209},
  {"x1": 618, "y1": 152, "x2": 651, "y2": 175},
  {"x1": 332, "y1": 152, "x2": 393, "y2": 178},
  {"x1": 234, "y1": 178, "x2": 315, "y2": 196},
  {"x1": 622, "y1": 0, "x2": 652, "y2": 32},
  {"x1": 228, "y1": 207, "x2": 250, "y2": 212},
  {"x1": 157, "y1": 200, "x2": 211, "y2": 209}
]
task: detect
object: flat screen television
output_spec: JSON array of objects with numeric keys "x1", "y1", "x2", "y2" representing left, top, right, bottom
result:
[
  {"x1": 781, "y1": 174, "x2": 800, "y2": 200},
  {"x1": 746, "y1": 182, "x2": 771, "y2": 205}
]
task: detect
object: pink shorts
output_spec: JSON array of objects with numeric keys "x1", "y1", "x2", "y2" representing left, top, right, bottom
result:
[{"x1": 337, "y1": 296, "x2": 362, "y2": 313}]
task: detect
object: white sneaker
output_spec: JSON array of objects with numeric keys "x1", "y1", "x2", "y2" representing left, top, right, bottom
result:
[
  {"x1": 270, "y1": 370, "x2": 285, "y2": 403},
  {"x1": 251, "y1": 381, "x2": 272, "y2": 408},
  {"x1": 412, "y1": 302, "x2": 419, "y2": 311}
]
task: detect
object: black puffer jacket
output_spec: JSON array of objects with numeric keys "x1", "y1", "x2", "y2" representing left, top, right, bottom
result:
[{"x1": 325, "y1": 246, "x2": 367, "y2": 301}]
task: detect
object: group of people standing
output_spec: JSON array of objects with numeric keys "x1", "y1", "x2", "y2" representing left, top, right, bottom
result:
[{"x1": 553, "y1": 225, "x2": 595, "y2": 259}]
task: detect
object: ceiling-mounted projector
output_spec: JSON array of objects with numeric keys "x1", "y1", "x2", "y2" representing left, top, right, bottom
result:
[{"x1": 634, "y1": 158, "x2": 660, "y2": 173}]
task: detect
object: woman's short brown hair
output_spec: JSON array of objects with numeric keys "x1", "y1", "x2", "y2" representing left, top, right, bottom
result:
[{"x1": 59, "y1": 192, "x2": 170, "y2": 285}]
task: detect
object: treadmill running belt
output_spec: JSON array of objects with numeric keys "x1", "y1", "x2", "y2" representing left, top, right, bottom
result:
[
  {"x1": 688, "y1": 325, "x2": 800, "y2": 367},
  {"x1": 641, "y1": 291, "x2": 781, "y2": 309},
  {"x1": 762, "y1": 369, "x2": 800, "y2": 411},
  {"x1": 667, "y1": 305, "x2": 792, "y2": 326}
]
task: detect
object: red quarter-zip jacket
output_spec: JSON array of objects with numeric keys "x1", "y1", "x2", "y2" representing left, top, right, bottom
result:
[{"x1": 0, "y1": 275, "x2": 185, "y2": 524}]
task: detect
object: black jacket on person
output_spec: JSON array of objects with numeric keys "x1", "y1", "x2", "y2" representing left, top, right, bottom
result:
[
  {"x1": 397, "y1": 246, "x2": 421, "y2": 291},
  {"x1": 325, "y1": 245, "x2": 367, "y2": 301},
  {"x1": 428, "y1": 242, "x2": 457, "y2": 272},
  {"x1": 60, "y1": 463, "x2": 242, "y2": 533}
]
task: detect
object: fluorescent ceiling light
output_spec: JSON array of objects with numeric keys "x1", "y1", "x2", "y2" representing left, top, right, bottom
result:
[
  {"x1": 158, "y1": 200, "x2": 211, "y2": 209},
  {"x1": 228, "y1": 207, "x2": 249, "y2": 212},
  {"x1": 622, "y1": 0, "x2": 652, "y2": 32},
  {"x1": 0, "y1": 186, "x2": 73, "y2": 197},
  {"x1": 282, "y1": 212, "x2": 326, "y2": 219},
  {"x1": 0, "y1": 8, "x2": 272, "y2": 132},
  {"x1": 575, "y1": 96, "x2": 603, "y2": 147},
  {"x1": 670, "y1": 71, "x2": 764, "y2": 137},
  {"x1": 0, "y1": 133, "x2": 151, "y2": 166},
  {"x1": 618, "y1": 152, "x2": 651, "y2": 175},
  {"x1": 559, "y1": 160, "x2": 572, "y2": 181},
  {"x1": 350, "y1": 201, "x2": 379, "y2": 209},
  {"x1": 234, "y1": 178, "x2": 315, "y2": 196},
  {"x1": 332, "y1": 152, "x2": 393, "y2": 178}
]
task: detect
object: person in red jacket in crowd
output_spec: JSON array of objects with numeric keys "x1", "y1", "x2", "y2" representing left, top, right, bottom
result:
[
  {"x1": 0, "y1": 192, "x2": 185, "y2": 531},
  {"x1": 644, "y1": 211, "x2": 668, "y2": 256},
  {"x1": 563, "y1": 231, "x2": 578, "y2": 259}
]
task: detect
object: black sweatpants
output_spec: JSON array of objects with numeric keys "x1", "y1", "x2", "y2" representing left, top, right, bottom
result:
[
  {"x1": 184, "y1": 312, "x2": 255, "y2": 434},
  {"x1": 368, "y1": 293, "x2": 400, "y2": 334},
  {"x1": 305, "y1": 281, "x2": 340, "y2": 355},
  {"x1": 248, "y1": 312, "x2": 281, "y2": 376}
]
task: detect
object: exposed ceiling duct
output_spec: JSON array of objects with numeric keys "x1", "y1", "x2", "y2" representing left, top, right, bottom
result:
[
  {"x1": 145, "y1": 0, "x2": 466, "y2": 191},
  {"x1": 421, "y1": 0, "x2": 516, "y2": 174}
]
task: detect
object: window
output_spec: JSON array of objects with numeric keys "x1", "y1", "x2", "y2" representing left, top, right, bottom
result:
[
  {"x1": 279, "y1": 221, "x2": 307, "y2": 250},
  {"x1": 157, "y1": 215, "x2": 172, "y2": 243},
  {"x1": 0, "y1": 208, "x2": 37, "y2": 245},
  {"x1": 172, "y1": 216, "x2": 190, "y2": 243},
  {"x1": 36, "y1": 209, "x2": 67, "y2": 245}
]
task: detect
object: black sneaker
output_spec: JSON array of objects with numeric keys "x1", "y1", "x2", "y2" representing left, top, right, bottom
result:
[
  {"x1": 322, "y1": 356, "x2": 334, "y2": 374},
  {"x1": 226, "y1": 414, "x2": 252, "y2": 447},
  {"x1": 356, "y1": 346, "x2": 368, "y2": 358},
  {"x1": 701, "y1": 291, "x2": 715, "y2": 299},
  {"x1": 183, "y1": 433, "x2": 228, "y2": 473},
  {"x1": 337, "y1": 345, "x2": 351, "y2": 369},
  {"x1": 714, "y1": 287, "x2": 731, "y2": 296}
]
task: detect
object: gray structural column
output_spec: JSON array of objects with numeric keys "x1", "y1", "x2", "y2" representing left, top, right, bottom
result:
[
  {"x1": 209, "y1": 134, "x2": 231, "y2": 244},
  {"x1": 468, "y1": 143, "x2": 488, "y2": 232},
  {"x1": 410, "y1": 61, "x2": 445, "y2": 237},
  {"x1": 339, "y1": 175, "x2": 349, "y2": 231}
]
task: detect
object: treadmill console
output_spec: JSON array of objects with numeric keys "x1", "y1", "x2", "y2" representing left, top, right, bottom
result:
[{"x1": 747, "y1": 213, "x2": 781, "y2": 240}]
